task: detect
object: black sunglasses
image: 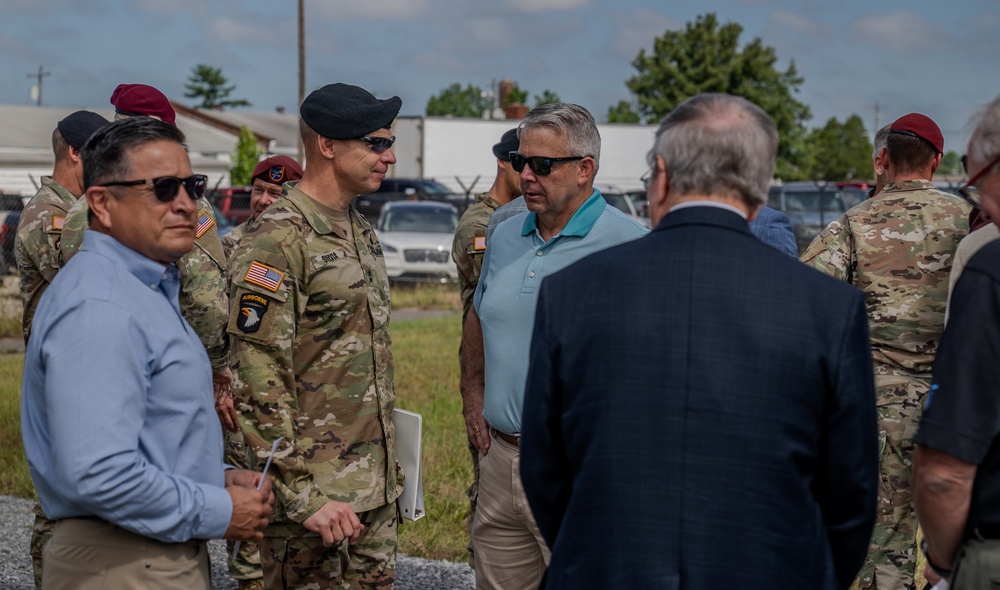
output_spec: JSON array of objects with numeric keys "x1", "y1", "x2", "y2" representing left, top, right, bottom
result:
[
  {"x1": 359, "y1": 135, "x2": 396, "y2": 154},
  {"x1": 959, "y1": 152, "x2": 1000, "y2": 210},
  {"x1": 509, "y1": 152, "x2": 586, "y2": 176},
  {"x1": 99, "y1": 174, "x2": 208, "y2": 202}
]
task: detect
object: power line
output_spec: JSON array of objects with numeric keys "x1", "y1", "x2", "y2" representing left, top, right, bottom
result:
[{"x1": 26, "y1": 65, "x2": 51, "y2": 107}]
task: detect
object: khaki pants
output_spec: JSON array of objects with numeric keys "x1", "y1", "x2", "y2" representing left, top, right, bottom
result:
[
  {"x1": 951, "y1": 537, "x2": 1000, "y2": 590},
  {"x1": 471, "y1": 430, "x2": 550, "y2": 590},
  {"x1": 43, "y1": 518, "x2": 210, "y2": 590}
]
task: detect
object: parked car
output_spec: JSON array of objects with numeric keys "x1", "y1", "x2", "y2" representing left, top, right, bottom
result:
[
  {"x1": 596, "y1": 185, "x2": 650, "y2": 228},
  {"x1": 207, "y1": 186, "x2": 253, "y2": 226},
  {"x1": 0, "y1": 194, "x2": 26, "y2": 274},
  {"x1": 358, "y1": 178, "x2": 465, "y2": 221},
  {"x1": 768, "y1": 182, "x2": 856, "y2": 253},
  {"x1": 374, "y1": 201, "x2": 459, "y2": 284}
]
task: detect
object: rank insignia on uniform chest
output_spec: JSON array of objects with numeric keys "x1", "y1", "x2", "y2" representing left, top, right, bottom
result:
[
  {"x1": 52, "y1": 216, "x2": 65, "y2": 231},
  {"x1": 245, "y1": 261, "x2": 284, "y2": 292},
  {"x1": 238, "y1": 292, "x2": 270, "y2": 333},
  {"x1": 195, "y1": 211, "x2": 215, "y2": 238}
]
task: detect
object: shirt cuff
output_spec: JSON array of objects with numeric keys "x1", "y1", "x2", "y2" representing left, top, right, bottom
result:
[{"x1": 198, "y1": 483, "x2": 234, "y2": 539}]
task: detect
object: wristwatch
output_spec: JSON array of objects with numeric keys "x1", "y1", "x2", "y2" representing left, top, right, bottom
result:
[{"x1": 921, "y1": 539, "x2": 953, "y2": 578}]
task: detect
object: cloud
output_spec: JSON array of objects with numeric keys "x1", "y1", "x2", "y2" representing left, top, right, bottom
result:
[
  {"x1": 767, "y1": 10, "x2": 831, "y2": 41},
  {"x1": 309, "y1": 0, "x2": 430, "y2": 21},
  {"x1": 606, "y1": 8, "x2": 680, "y2": 60},
  {"x1": 506, "y1": 0, "x2": 592, "y2": 14},
  {"x1": 850, "y1": 11, "x2": 954, "y2": 55}
]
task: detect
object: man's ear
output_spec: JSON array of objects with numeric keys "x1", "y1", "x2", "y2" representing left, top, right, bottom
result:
[
  {"x1": 577, "y1": 156, "x2": 596, "y2": 186},
  {"x1": 67, "y1": 146, "x2": 83, "y2": 165},
  {"x1": 316, "y1": 135, "x2": 338, "y2": 160},
  {"x1": 930, "y1": 152, "x2": 943, "y2": 175},
  {"x1": 86, "y1": 186, "x2": 114, "y2": 230},
  {"x1": 873, "y1": 147, "x2": 888, "y2": 176}
]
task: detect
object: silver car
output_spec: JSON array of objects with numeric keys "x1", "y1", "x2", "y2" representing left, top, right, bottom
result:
[{"x1": 374, "y1": 201, "x2": 459, "y2": 283}]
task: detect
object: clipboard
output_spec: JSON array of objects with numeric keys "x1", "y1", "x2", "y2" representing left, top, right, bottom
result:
[{"x1": 393, "y1": 408, "x2": 425, "y2": 521}]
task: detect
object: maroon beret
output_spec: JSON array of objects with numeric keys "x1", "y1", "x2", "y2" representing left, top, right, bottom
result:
[
  {"x1": 252, "y1": 155, "x2": 303, "y2": 185},
  {"x1": 889, "y1": 113, "x2": 943, "y2": 154},
  {"x1": 110, "y1": 84, "x2": 176, "y2": 126}
]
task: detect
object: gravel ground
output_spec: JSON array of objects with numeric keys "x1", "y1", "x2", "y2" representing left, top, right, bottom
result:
[{"x1": 0, "y1": 496, "x2": 474, "y2": 590}]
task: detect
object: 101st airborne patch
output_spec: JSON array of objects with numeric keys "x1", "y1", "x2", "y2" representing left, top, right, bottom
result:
[{"x1": 237, "y1": 292, "x2": 270, "y2": 333}]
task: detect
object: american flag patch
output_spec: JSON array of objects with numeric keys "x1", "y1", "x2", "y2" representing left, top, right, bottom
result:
[
  {"x1": 245, "y1": 261, "x2": 284, "y2": 292},
  {"x1": 195, "y1": 211, "x2": 215, "y2": 238},
  {"x1": 473, "y1": 236, "x2": 486, "y2": 251},
  {"x1": 52, "y1": 216, "x2": 64, "y2": 231}
]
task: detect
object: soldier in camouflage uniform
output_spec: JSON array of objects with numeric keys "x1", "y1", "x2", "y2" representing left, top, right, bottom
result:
[
  {"x1": 228, "y1": 83, "x2": 403, "y2": 589},
  {"x1": 220, "y1": 155, "x2": 300, "y2": 590},
  {"x1": 450, "y1": 127, "x2": 520, "y2": 565},
  {"x1": 801, "y1": 113, "x2": 970, "y2": 590},
  {"x1": 13, "y1": 110, "x2": 109, "y2": 589},
  {"x1": 221, "y1": 155, "x2": 302, "y2": 260}
]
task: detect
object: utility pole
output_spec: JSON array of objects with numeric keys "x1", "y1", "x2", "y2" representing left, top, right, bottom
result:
[
  {"x1": 297, "y1": 0, "x2": 305, "y2": 164},
  {"x1": 26, "y1": 65, "x2": 51, "y2": 106},
  {"x1": 873, "y1": 101, "x2": 880, "y2": 138}
]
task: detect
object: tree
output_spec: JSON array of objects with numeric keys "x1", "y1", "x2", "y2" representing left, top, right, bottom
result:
[
  {"x1": 607, "y1": 100, "x2": 641, "y2": 124},
  {"x1": 503, "y1": 85, "x2": 528, "y2": 107},
  {"x1": 184, "y1": 64, "x2": 251, "y2": 110},
  {"x1": 939, "y1": 150, "x2": 963, "y2": 176},
  {"x1": 426, "y1": 83, "x2": 494, "y2": 118},
  {"x1": 533, "y1": 90, "x2": 561, "y2": 108},
  {"x1": 230, "y1": 125, "x2": 262, "y2": 185},
  {"x1": 806, "y1": 115, "x2": 874, "y2": 181},
  {"x1": 622, "y1": 13, "x2": 812, "y2": 179}
]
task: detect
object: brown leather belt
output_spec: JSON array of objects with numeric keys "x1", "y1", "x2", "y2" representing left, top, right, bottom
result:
[{"x1": 491, "y1": 428, "x2": 520, "y2": 447}]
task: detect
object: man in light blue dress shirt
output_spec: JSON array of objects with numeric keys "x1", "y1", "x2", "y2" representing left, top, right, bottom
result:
[
  {"x1": 459, "y1": 103, "x2": 648, "y2": 589},
  {"x1": 20, "y1": 117, "x2": 273, "y2": 590}
]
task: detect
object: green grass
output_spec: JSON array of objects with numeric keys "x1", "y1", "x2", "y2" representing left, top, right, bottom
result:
[
  {"x1": 390, "y1": 282, "x2": 461, "y2": 311},
  {"x1": 392, "y1": 315, "x2": 470, "y2": 561},
  {"x1": 0, "y1": 315, "x2": 19, "y2": 339},
  {"x1": 0, "y1": 354, "x2": 32, "y2": 498}
]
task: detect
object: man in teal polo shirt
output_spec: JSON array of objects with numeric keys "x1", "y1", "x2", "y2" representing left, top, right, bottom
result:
[{"x1": 459, "y1": 103, "x2": 648, "y2": 590}]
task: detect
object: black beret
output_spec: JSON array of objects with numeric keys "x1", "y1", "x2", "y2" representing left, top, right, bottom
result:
[
  {"x1": 300, "y1": 83, "x2": 402, "y2": 140},
  {"x1": 57, "y1": 111, "x2": 110, "y2": 150},
  {"x1": 492, "y1": 128, "x2": 520, "y2": 160}
]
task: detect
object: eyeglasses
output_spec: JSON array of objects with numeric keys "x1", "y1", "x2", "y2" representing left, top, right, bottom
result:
[
  {"x1": 359, "y1": 135, "x2": 396, "y2": 154},
  {"x1": 958, "y1": 153, "x2": 1000, "y2": 209},
  {"x1": 641, "y1": 171, "x2": 652, "y2": 191},
  {"x1": 509, "y1": 152, "x2": 585, "y2": 176},
  {"x1": 99, "y1": 174, "x2": 208, "y2": 202}
]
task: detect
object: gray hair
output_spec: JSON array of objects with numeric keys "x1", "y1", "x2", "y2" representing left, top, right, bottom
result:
[
  {"x1": 518, "y1": 103, "x2": 601, "y2": 176},
  {"x1": 646, "y1": 93, "x2": 777, "y2": 206},
  {"x1": 873, "y1": 124, "x2": 890, "y2": 160},
  {"x1": 969, "y1": 94, "x2": 1000, "y2": 171}
]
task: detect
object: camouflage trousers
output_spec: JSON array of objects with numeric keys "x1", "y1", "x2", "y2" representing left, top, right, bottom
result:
[
  {"x1": 29, "y1": 501, "x2": 54, "y2": 589},
  {"x1": 260, "y1": 502, "x2": 397, "y2": 589},
  {"x1": 226, "y1": 428, "x2": 264, "y2": 581},
  {"x1": 466, "y1": 440, "x2": 479, "y2": 567},
  {"x1": 853, "y1": 379, "x2": 928, "y2": 590}
]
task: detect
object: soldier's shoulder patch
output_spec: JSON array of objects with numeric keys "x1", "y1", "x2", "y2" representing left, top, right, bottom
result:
[
  {"x1": 51, "y1": 216, "x2": 64, "y2": 231},
  {"x1": 245, "y1": 260, "x2": 284, "y2": 292},
  {"x1": 473, "y1": 236, "x2": 486, "y2": 251},
  {"x1": 196, "y1": 210, "x2": 215, "y2": 238},
  {"x1": 237, "y1": 292, "x2": 270, "y2": 333}
]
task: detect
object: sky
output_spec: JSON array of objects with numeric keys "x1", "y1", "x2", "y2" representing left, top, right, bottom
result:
[{"x1": 2, "y1": 0, "x2": 998, "y2": 154}]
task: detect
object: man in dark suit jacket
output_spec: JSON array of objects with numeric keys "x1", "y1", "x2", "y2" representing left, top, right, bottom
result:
[{"x1": 520, "y1": 93, "x2": 880, "y2": 590}]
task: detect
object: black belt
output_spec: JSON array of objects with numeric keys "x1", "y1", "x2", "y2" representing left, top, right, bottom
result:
[{"x1": 491, "y1": 428, "x2": 520, "y2": 447}]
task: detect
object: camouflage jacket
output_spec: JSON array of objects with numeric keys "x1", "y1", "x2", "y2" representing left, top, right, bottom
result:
[
  {"x1": 60, "y1": 197, "x2": 231, "y2": 371},
  {"x1": 222, "y1": 221, "x2": 245, "y2": 262},
  {"x1": 14, "y1": 177, "x2": 75, "y2": 343},
  {"x1": 451, "y1": 192, "x2": 501, "y2": 321},
  {"x1": 801, "y1": 179, "x2": 970, "y2": 386},
  {"x1": 227, "y1": 183, "x2": 400, "y2": 523}
]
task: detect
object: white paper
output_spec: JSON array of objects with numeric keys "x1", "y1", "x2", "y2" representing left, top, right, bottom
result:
[
  {"x1": 393, "y1": 408, "x2": 425, "y2": 521},
  {"x1": 931, "y1": 580, "x2": 949, "y2": 590}
]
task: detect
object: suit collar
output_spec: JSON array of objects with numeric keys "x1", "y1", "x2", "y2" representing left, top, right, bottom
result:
[{"x1": 654, "y1": 204, "x2": 752, "y2": 234}]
